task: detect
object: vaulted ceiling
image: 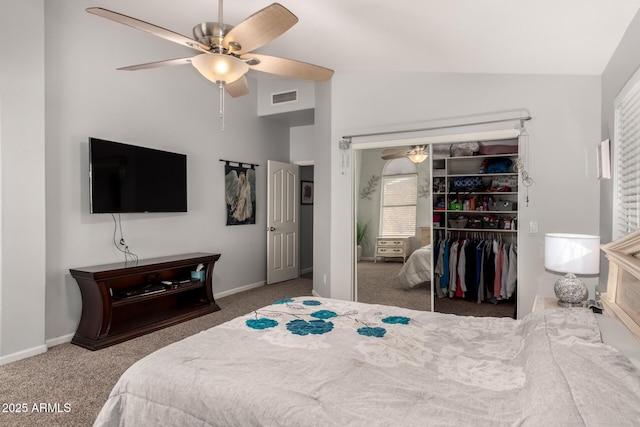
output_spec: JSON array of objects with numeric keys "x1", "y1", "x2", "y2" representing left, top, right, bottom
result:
[{"x1": 99, "y1": 0, "x2": 640, "y2": 77}]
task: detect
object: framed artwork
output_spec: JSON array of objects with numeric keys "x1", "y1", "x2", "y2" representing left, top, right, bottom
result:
[
  {"x1": 597, "y1": 139, "x2": 611, "y2": 180},
  {"x1": 224, "y1": 164, "x2": 256, "y2": 225},
  {"x1": 301, "y1": 181, "x2": 314, "y2": 205}
]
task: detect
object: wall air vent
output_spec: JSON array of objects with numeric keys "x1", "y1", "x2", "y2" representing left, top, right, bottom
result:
[{"x1": 272, "y1": 89, "x2": 298, "y2": 105}]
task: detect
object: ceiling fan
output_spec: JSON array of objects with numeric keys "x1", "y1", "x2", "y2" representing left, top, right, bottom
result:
[
  {"x1": 382, "y1": 145, "x2": 429, "y2": 164},
  {"x1": 86, "y1": 1, "x2": 334, "y2": 126}
]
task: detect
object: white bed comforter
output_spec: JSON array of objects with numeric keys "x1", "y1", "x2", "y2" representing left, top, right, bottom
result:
[
  {"x1": 94, "y1": 297, "x2": 640, "y2": 426},
  {"x1": 398, "y1": 245, "x2": 431, "y2": 288}
]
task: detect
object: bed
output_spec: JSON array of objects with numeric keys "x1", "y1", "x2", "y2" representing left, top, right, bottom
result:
[
  {"x1": 397, "y1": 244, "x2": 431, "y2": 288},
  {"x1": 94, "y1": 232, "x2": 640, "y2": 426}
]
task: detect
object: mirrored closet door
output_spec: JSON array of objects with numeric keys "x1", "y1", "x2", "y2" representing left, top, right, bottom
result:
[{"x1": 354, "y1": 146, "x2": 432, "y2": 311}]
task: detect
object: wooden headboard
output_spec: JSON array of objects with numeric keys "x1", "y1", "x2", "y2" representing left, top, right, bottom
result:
[
  {"x1": 420, "y1": 227, "x2": 431, "y2": 247},
  {"x1": 601, "y1": 229, "x2": 640, "y2": 339}
]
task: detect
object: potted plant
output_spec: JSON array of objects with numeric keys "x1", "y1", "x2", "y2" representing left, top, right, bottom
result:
[{"x1": 356, "y1": 220, "x2": 370, "y2": 262}]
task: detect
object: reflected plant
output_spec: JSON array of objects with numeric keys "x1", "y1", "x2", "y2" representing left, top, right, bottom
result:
[{"x1": 356, "y1": 220, "x2": 370, "y2": 246}]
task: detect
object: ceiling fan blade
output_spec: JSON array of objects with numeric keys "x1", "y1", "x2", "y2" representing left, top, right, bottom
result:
[
  {"x1": 381, "y1": 154, "x2": 406, "y2": 160},
  {"x1": 117, "y1": 57, "x2": 194, "y2": 71},
  {"x1": 222, "y1": 3, "x2": 298, "y2": 55},
  {"x1": 225, "y1": 76, "x2": 249, "y2": 98},
  {"x1": 382, "y1": 148, "x2": 410, "y2": 155},
  {"x1": 86, "y1": 7, "x2": 210, "y2": 53},
  {"x1": 242, "y1": 54, "x2": 333, "y2": 82}
]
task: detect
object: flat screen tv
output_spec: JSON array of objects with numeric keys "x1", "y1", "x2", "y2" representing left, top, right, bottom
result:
[{"x1": 89, "y1": 137, "x2": 187, "y2": 213}]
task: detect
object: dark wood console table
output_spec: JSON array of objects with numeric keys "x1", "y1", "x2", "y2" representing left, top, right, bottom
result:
[{"x1": 70, "y1": 253, "x2": 221, "y2": 350}]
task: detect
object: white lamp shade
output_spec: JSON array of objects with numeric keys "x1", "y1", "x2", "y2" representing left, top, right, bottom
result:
[
  {"x1": 191, "y1": 53, "x2": 249, "y2": 84},
  {"x1": 544, "y1": 233, "x2": 600, "y2": 275}
]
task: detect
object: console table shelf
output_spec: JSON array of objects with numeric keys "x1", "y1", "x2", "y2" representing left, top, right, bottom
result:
[{"x1": 70, "y1": 253, "x2": 221, "y2": 350}]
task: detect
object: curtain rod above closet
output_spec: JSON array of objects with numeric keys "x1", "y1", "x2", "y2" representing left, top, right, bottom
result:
[{"x1": 341, "y1": 115, "x2": 532, "y2": 141}]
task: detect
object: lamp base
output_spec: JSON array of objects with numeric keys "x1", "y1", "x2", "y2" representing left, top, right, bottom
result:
[
  {"x1": 554, "y1": 273, "x2": 588, "y2": 306},
  {"x1": 556, "y1": 300, "x2": 585, "y2": 308}
]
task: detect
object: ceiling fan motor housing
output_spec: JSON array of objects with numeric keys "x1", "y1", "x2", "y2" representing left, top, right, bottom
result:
[{"x1": 193, "y1": 22, "x2": 235, "y2": 51}]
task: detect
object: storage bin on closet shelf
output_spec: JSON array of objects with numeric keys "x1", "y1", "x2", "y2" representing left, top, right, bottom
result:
[{"x1": 449, "y1": 218, "x2": 468, "y2": 229}]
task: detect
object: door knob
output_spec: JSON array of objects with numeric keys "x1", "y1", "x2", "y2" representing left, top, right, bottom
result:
[{"x1": 268, "y1": 227, "x2": 276, "y2": 231}]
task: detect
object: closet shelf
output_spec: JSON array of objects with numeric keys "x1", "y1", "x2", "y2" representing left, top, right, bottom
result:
[
  {"x1": 431, "y1": 147, "x2": 519, "y2": 234},
  {"x1": 446, "y1": 210, "x2": 517, "y2": 214},
  {"x1": 447, "y1": 172, "x2": 518, "y2": 178},
  {"x1": 447, "y1": 228, "x2": 517, "y2": 233}
]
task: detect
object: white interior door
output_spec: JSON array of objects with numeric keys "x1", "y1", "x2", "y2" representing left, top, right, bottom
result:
[{"x1": 267, "y1": 160, "x2": 299, "y2": 284}]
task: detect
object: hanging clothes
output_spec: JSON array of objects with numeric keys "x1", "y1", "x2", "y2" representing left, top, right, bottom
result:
[
  {"x1": 507, "y1": 244, "x2": 518, "y2": 298},
  {"x1": 432, "y1": 233, "x2": 517, "y2": 305}
]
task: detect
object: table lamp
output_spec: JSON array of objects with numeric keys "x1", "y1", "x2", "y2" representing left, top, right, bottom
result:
[{"x1": 544, "y1": 233, "x2": 600, "y2": 307}]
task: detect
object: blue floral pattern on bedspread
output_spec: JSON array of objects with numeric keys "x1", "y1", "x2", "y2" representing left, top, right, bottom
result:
[
  {"x1": 382, "y1": 316, "x2": 410, "y2": 325},
  {"x1": 357, "y1": 326, "x2": 387, "y2": 338},
  {"x1": 245, "y1": 298, "x2": 412, "y2": 341},
  {"x1": 311, "y1": 310, "x2": 338, "y2": 319},
  {"x1": 246, "y1": 318, "x2": 279, "y2": 330},
  {"x1": 287, "y1": 319, "x2": 334, "y2": 336}
]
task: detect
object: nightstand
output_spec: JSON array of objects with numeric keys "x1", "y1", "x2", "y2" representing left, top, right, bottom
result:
[
  {"x1": 374, "y1": 236, "x2": 411, "y2": 263},
  {"x1": 532, "y1": 295, "x2": 584, "y2": 312}
]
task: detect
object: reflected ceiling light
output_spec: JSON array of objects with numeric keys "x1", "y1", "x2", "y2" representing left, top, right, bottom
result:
[
  {"x1": 407, "y1": 146, "x2": 428, "y2": 164},
  {"x1": 408, "y1": 153, "x2": 428, "y2": 164}
]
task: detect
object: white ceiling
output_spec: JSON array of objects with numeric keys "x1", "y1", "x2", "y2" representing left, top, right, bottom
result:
[{"x1": 93, "y1": 0, "x2": 640, "y2": 76}]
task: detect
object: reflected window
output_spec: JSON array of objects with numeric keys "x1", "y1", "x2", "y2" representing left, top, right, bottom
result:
[{"x1": 380, "y1": 158, "x2": 417, "y2": 236}]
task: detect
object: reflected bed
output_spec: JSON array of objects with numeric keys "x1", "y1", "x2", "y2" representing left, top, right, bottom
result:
[{"x1": 397, "y1": 245, "x2": 431, "y2": 289}]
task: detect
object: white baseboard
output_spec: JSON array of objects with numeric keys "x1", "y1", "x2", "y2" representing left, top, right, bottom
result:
[
  {"x1": 300, "y1": 267, "x2": 313, "y2": 275},
  {"x1": 46, "y1": 333, "x2": 74, "y2": 348},
  {"x1": 312, "y1": 289, "x2": 321, "y2": 297},
  {"x1": 214, "y1": 280, "x2": 266, "y2": 299},
  {"x1": 0, "y1": 344, "x2": 47, "y2": 366}
]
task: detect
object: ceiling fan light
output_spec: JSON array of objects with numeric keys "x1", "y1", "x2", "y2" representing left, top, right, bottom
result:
[
  {"x1": 408, "y1": 153, "x2": 428, "y2": 164},
  {"x1": 191, "y1": 53, "x2": 249, "y2": 84}
]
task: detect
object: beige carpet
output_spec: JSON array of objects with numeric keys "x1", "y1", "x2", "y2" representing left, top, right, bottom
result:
[
  {"x1": 0, "y1": 278, "x2": 312, "y2": 427},
  {"x1": 357, "y1": 260, "x2": 431, "y2": 311},
  {"x1": 357, "y1": 260, "x2": 516, "y2": 318}
]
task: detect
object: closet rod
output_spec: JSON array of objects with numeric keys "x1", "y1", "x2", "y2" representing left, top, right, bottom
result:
[{"x1": 341, "y1": 116, "x2": 532, "y2": 141}]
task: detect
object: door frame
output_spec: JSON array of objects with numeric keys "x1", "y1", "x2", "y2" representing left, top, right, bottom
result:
[{"x1": 350, "y1": 128, "x2": 525, "y2": 309}]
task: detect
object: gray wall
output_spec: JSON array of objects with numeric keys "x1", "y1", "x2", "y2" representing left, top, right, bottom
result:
[
  {"x1": 0, "y1": 0, "x2": 47, "y2": 362},
  {"x1": 600, "y1": 9, "x2": 640, "y2": 290},
  {"x1": 312, "y1": 82, "x2": 332, "y2": 297},
  {"x1": 356, "y1": 149, "x2": 386, "y2": 257},
  {"x1": 43, "y1": 0, "x2": 290, "y2": 343}
]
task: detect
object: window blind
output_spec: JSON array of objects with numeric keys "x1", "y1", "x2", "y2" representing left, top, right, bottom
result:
[
  {"x1": 614, "y1": 68, "x2": 640, "y2": 240},
  {"x1": 380, "y1": 174, "x2": 417, "y2": 236}
]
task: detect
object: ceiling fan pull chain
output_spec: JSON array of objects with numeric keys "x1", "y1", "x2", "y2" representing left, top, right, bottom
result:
[
  {"x1": 218, "y1": 0, "x2": 224, "y2": 40},
  {"x1": 218, "y1": 82, "x2": 225, "y2": 131}
]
